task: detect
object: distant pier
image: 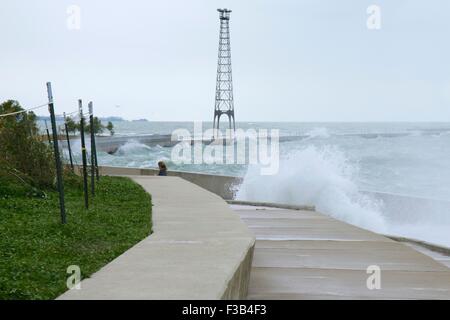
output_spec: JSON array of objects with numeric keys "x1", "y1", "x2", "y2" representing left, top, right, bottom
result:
[
  {"x1": 62, "y1": 134, "x2": 310, "y2": 155},
  {"x1": 59, "y1": 131, "x2": 429, "y2": 155}
]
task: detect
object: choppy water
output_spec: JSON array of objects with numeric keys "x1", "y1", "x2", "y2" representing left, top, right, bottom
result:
[{"x1": 46, "y1": 121, "x2": 450, "y2": 247}]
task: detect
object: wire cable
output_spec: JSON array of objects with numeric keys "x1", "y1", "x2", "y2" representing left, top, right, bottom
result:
[
  {"x1": 56, "y1": 110, "x2": 79, "y2": 118},
  {"x1": 0, "y1": 103, "x2": 48, "y2": 118},
  {"x1": 66, "y1": 110, "x2": 79, "y2": 116}
]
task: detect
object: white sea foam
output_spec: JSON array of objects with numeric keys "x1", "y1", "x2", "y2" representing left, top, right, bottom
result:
[
  {"x1": 236, "y1": 144, "x2": 450, "y2": 247},
  {"x1": 116, "y1": 140, "x2": 152, "y2": 155},
  {"x1": 236, "y1": 145, "x2": 387, "y2": 233}
]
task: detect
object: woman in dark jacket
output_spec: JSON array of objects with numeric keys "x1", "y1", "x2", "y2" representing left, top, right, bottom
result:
[{"x1": 157, "y1": 161, "x2": 167, "y2": 176}]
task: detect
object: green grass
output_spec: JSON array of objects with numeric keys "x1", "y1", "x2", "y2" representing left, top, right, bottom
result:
[{"x1": 0, "y1": 175, "x2": 152, "y2": 300}]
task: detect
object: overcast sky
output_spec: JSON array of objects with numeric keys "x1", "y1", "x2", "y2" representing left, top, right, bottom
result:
[{"x1": 1, "y1": 0, "x2": 450, "y2": 121}]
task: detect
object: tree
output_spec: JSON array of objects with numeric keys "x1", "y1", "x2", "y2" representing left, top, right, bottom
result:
[
  {"x1": 85, "y1": 117, "x2": 104, "y2": 135},
  {"x1": 106, "y1": 121, "x2": 115, "y2": 136},
  {"x1": 65, "y1": 116, "x2": 78, "y2": 134},
  {"x1": 0, "y1": 100, "x2": 55, "y2": 188}
]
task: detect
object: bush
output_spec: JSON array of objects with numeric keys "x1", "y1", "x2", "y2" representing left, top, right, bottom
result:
[
  {"x1": 106, "y1": 121, "x2": 115, "y2": 136},
  {"x1": 0, "y1": 100, "x2": 55, "y2": 188},
  {"x1": 65, "y1": 116, "x2": 107, "y2": 136},
  {"x1": 85, "y1": 116, "x2": 104, "y2": 135},
  {"x1": 65, "y1": 117, "x2": 78, "y2": 134}
]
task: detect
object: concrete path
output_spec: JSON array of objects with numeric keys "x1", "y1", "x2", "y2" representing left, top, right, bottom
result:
[
  {"x1": 58, "y1": 176, "x2": 254, "y2": 300},
  {"x1": 231, "y1": 204, "x2": 450, "y2": 299}
]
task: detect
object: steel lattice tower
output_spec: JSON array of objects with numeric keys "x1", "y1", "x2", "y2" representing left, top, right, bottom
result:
[{"x1": 213, "y1": 8, "x2": 235, "y2": 137}]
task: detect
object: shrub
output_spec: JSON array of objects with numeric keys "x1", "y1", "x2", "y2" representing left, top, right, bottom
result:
[
  {"x1": 65, "y1": 117, "x2": 78, "y2": 134},
  {"x1": 0, "y1": 100, "x2": 55, "y2": 188},
  {"x1": 85, "y1": 116, "x2": 104, "y2": 135},
  {"x1": 106, "y1": 121, "x2": 115, "y2": 136}
]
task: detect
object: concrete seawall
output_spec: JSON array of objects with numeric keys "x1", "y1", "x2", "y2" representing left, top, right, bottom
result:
[
  {"x1": 58, "y1": 176, "x2": 255, "y2": 299},
  {"x1": 95, "y1": 165, "x2": 242, "y2": 199}
]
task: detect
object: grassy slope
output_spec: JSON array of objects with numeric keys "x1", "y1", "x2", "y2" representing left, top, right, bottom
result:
[{"x1": 0, "y1": 175, "x2": 152, "y2": 300}]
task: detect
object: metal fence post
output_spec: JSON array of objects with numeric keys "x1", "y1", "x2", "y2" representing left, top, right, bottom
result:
[
  {"x1": 88, "y1": 102, "x2": 95, "y2": 196},
  {"x1": 45, "y1": 120, "x2": 52, "y2": 147},
  {"x1": 92, "y1": 119, "x2": 99, "y2": 182},
  {"x1": 47, "y1": 82, "x2": 67, "y2": 224},
  {"x1": 63, "y1": 112, "x2": 74, "y2": 171},
  {"x1": 79, "y1": 99, "x2": 89, "y2": 209}
]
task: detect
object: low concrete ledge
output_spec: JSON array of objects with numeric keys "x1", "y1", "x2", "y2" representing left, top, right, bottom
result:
[
  {"x1": 94, "y1": 165, "x2": 242, "y2": 200},
  {"x1": 58, "y1": 176, "x2": 255, "y2": 300},
  {"x1": 384, "y1": 235, "x2": 450, "y2": 256},
  {"x1": 227, "y1": 200, "x2": 316, "y2": 212}
]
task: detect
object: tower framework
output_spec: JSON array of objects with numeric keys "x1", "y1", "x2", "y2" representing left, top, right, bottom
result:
[{"x1": 213, "y1": 8, "x2": 235, "y2": 138}]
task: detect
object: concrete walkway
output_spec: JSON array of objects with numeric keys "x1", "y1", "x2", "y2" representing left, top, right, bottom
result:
[
  {"x1": 232, "y1": 204, "x2": 450, "y2": 299},
  {"x1": 59, "y1": 176, "x2": 254, "y2": 300}
]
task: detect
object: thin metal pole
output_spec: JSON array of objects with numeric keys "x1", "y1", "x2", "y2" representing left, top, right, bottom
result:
[
  {"x1": 93, "y1": 139, "x2": 99, "y2": 181},
  {"x1": 88, "y1": 102, "x2": 95, "y2": 196},
  {"x1": 47, "y1": 82, "x2": 67, "y2": 224},
  {"x1": 79, "y1": 99, "x2": 89, "y2": 209},
  {"x1": 63, "y1": 113, "x2": 74, "y2": 171},
  {"x1": 89, "y1": 102, "x2": 100, "y2": 181},
  {"x1": 213, "y1": 114, "x2": 216, "y2": 139},
  {"x1": 45, "y1": 120, "x2": 52, "y2": 146}
]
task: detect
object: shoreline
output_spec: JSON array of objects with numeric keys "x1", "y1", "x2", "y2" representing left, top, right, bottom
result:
[{"x1": 86, "y1": 165, "x2": 450, "y2": 254}]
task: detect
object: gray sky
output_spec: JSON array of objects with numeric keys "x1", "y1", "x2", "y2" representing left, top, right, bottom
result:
[{"x1": 1, "y1": 0, "x2": 450, "y2": 121}]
